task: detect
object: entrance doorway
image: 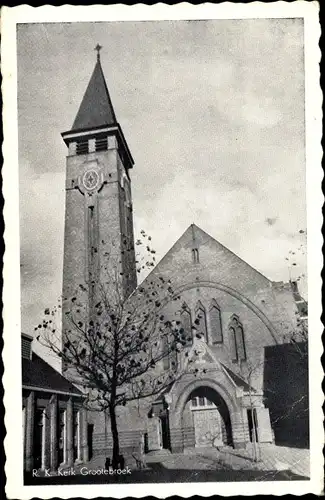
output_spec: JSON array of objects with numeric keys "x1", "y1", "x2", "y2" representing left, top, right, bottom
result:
[
  {"x1": 87, "y1": 424, "x2": 94, "y2": 460},
  {"x1": 159, "y1": 412, "x2": 171, "y2": 450},
  {"x1": 193, "y1": 407, "x2": 222, "y2": 447},
  {"x1": 189, "y1": 387, "x2": 232, "y2": 447},
  {"x1": 247, "y1": 408, "x2": 258, "y2": 443}
]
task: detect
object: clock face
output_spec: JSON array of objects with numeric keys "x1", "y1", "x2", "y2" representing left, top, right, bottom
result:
[{"x1": 82, "y1": 169, "x2": 100, "y2": 191}]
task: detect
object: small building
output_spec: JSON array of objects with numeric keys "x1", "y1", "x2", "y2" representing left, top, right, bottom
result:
[{"x1": 22, "y1": 333, "x2": 89, "y2": 472}]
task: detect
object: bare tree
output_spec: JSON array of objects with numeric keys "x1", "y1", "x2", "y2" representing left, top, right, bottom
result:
[
  {"x1": 36, "y1": 233, "x2": 185, "y2": 468},
  {"x1": 237, "y1": 359, "x2": 264, "y2": 462}
]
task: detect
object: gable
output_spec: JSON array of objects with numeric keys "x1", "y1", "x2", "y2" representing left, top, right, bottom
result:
[
  {"x1": 148, "y1": 224, "x2": 271, "y2": 296},
  {"x1": 138, "y1": 224, "x2": 296, "y2": 345}
]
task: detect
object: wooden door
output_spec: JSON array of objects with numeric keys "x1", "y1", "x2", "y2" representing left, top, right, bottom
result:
[
  {"x1": 147, "y1": 418, "x2": 162, "y2": 451},
  {"x1": 194, "y1": 409, "x2": 222, "y2": 447}
]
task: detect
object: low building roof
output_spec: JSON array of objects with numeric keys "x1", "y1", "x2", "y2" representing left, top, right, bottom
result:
[{"x1": 22, "y1": 353, "x2": 82, "y2": 396}]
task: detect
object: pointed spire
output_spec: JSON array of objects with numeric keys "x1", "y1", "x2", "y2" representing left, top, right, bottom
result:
[{"x1": 71, "y1": 46, "x2": 117, "y2": 131}]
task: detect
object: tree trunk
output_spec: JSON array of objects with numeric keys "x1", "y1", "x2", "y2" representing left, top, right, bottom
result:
[
  {"x1": 109, "y1": 404, "x2": 120, "y2": 469},
  {"x1": 249, "y1": 388, "x2": 259, "y2": 462}
]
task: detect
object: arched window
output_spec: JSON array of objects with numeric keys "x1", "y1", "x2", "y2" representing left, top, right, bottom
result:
[
  {"x1": 195, "y1": 301, "x2": 208, "y2": 342},
  {"x1": 229, "y1": 326, "x2": 238, "y2": 362},
  {"x1": 180, "y1": 303, "x2": 192, "y2": 346},
  {"x1": 192, "y1": 248, "x2": 199, "y2": 263},
  {"x1": 209, "y1": 300, "x2": 223, "y2": 344},
  {"x1": 162, "y1": 333, "x2": 177, "y2": 371},
  {"x1": 162, "y1": 334, "x2": 170, "y2": 370},
  {"x1": 228, "y1": 316, "x2": 246, "y2": 362},
  {"x1": 236, "y1": 324, "x2": 246, "y2": 361}
]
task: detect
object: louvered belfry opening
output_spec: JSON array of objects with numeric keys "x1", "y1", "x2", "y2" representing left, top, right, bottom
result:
[
  {"x1": 76, "y1": 140, "x2": 89, "y2": 155},
  {"x1": 95, "y1": 135, "x2": 108, "y2": 152}
]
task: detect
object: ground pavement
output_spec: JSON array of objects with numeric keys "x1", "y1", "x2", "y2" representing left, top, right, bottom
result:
[
  {"x1": 24, "y1": 444, "x2": 309, "y2": 484},
  {"x1": 182, "y1": 444, "x2": 310, "y2": 479}
]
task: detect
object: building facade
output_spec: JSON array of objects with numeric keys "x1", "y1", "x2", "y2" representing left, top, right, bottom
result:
[
  {"x1": 59, "y1": 53, "x2": 306, "y2": 460},
  {"x1": 22, "y1": 333, "x2": 89, "y2": 472}
]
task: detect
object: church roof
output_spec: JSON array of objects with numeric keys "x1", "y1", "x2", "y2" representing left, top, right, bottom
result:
[
  {"x1": 71, "y1": 58, "x2": 117, "y2": 132},
  {"x1": 221, "y1": 363, "x2": 256, "y2": 392}
]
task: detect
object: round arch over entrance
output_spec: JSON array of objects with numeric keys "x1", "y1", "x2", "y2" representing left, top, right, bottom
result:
[
  {"x1": 171, "y1": 378, "x2": 237, "y2": 449},
  {"x1": 173, "y1": 378, "x2": 237, "y2": 420}
]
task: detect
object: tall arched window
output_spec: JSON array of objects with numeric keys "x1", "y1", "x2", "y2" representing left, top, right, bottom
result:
[
  {"x1": 209, "y1": 300, "x2": 223, "y2": 344},
  {"x1": 180, "y1": 303, "x2": 192, "y2": 346},
  {"x1": 229, "y1": 326, "x2": 237, "y2": 362},
  {"x1": 162, "y1": 333, "x2": 177, "y2": 371},
  {"x1": 236, "y1": 324, "x2": 246, "y2": 361},
  {"x1": 162, "y1": 334, "x2": 170, "y2": 370},
  {"x1": 228, "y1": 315, "x2": 246, "y2": 362},
  {"x1": 195, "y1": 301, "x2": 208, "y2": 342}
]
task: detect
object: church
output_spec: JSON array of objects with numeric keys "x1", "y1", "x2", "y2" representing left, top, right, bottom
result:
[{"x1": 39, "y1": 48, "x2": 306, "y2": 466}]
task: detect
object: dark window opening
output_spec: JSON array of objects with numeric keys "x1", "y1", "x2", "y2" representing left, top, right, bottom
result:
[
  {"x1": 87, "y1": 424, "x2": 94, "y2": 460},
  {"x1": 58, "y1": 409, "x2": 65, "y2": 465},
  {"x1": 95, "y1": 136, "x2": 108, "y2": 152},
  {"x1": 209, "y1": 302, "x2": 223, "y2": 344},
  {"x1": 229, "y1": 316, "x2": 246, "y2": 363},
  {"x1": 162, "y1": 335, "x2": 170, "y2": 371},
  {"x1": 33, "y1": 408, "x2": 44, "y2": 469},
  {"x1": 192, "y1": 248, "x2": 199, "y2": 264},
  {"x1": 247, "y1": 408, "x2": 258, "y2": 442},
  {"x1": 181, "y1": 304, "x2": 192, "y2": 346},
  {"x1": 195, "y1": 302, "x2": 208, "y2": 342},
  {"x1": 76, "y1": 140, "x2": 89, "y2": 155},
  {"x1": 236, "y1": 325, "x2": 246, "y2": 361},
  {"x1": 73, "y1": 410, "x2": 79, "y2": 460},
  {"x1": 230, "y1": 326, "x2": 238, "y2": 362}
]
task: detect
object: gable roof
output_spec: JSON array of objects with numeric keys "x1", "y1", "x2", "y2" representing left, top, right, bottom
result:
[
  {"x1": 71, "y1": 59, "x2": 117, "y2": 132},
  {"x1": 221, "y1": 363, "x2": 255, "y2": 392},
  {"x1": 147, "y1": 223, "x2": 271, "y2": 285},
  {"x1": 22, "y1": 353, "x2": 82, "y2": 396}
]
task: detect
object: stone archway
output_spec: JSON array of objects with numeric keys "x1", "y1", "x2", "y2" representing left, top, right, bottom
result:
[{"x1": 169, "y1": 378, "x2": 238, "y2": 452}]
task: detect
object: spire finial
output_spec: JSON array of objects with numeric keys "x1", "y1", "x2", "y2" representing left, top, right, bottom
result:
[{"x1": 94, "y1": 43, "x2": 102, "y2": 61}]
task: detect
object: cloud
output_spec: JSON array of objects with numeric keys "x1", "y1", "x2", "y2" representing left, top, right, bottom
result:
[{"x1": 20, "y1": 161, "x2": 65, "y2": 333}]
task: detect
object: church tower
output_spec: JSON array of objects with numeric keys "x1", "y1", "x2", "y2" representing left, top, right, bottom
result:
[{"x1": 61, "y1": 46, "x2": 137, "y2": 331}]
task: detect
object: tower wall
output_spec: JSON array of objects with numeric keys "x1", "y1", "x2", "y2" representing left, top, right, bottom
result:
[
  {"x1": 63, "y1": 142, "x2": 124, "y2": 300},
  {"x1": 62, "y1": 134, "x2": 137, "y2": 379}
]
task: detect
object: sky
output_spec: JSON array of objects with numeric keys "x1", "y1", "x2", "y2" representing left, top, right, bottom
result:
[{"x1": 18, "y1": 19, "x2": 307, "y2": 341}]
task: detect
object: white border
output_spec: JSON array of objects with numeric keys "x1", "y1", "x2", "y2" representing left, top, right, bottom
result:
[{"x1": 2, "y1": 2, "x2": 323, "y2": 498}]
